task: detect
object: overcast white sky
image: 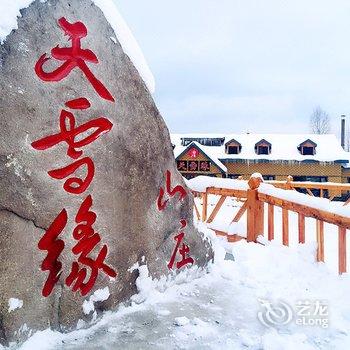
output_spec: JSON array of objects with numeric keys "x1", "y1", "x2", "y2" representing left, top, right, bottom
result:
[{"x1": 116, "y1": 0, "x2": 350, "y2": 137}]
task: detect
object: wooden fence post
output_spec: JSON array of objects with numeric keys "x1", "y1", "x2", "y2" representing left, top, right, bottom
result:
[
  {"x1": 339, "y1": 227, "x2": 347, "y2": 274},
  {"x1": 316, "y1": 220, "x2": 325, "y2": 262},
  {"x1": 202, "y1": 190, "x2": 208, "y2": 222},
  {"x1": 247, "y1": 176, "x2": 264, "y2": 242}
]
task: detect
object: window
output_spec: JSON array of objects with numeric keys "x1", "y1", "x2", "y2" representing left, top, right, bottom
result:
[
  {"x1": 298, "y1": 139, "x2": 317, "y2": 155},
  {"x1": 263, "y1": 175, "x2": 275, "y2": 181},
  {"x1": 225, "y1": 139, "x2": 242, "y2": 154},
  {"x1": 227, "y1": 174, "x2": 241, "y2": 179},
  {"x1": 257, "y1": 146, "x2": 269, "y2": 155},
  {"x1": 254, "y1": 139, "x2": 271, "y2": 155},
  {"x1": 181, "y1": 137, "x2": 225, "y2": 146},
  {"x1": 228, "y1": 146, "x2": 239, "y2": 154},
  {"x1": 301, "y1": 146, "x2": 315, "y2": 155}
]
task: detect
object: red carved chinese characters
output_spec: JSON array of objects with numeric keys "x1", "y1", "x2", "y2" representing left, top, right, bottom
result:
[
  {"x1": 65, "y1": 195, "x2": 117, "y2": 296},
  {"x1": 38, "y1": 209, "x2": 67, "y2": 297},
  {"x1": 157, "y1": 171, "x2": 194, "y2": 269},
  {"x1": 35, "y1": 17, "x2": 115, "y2": 102},
  {"x1": 168, "y1": 219, "x2": 194, "y2": 269},
  {"x1": 157, "y1": 170, "x2": 187, "y2": 211},
  {"x1": 34, "y1": 18, "x2": 117, "y2": 297}
]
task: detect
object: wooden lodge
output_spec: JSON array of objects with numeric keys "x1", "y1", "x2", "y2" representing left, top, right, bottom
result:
[{"x1": 171, "y1": 134, "x2": 350, "y2": 187}]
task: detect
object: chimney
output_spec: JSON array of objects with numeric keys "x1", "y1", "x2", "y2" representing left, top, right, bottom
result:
[{"x1": 341, "y1": 115, "x2": 346, "y2": 150}]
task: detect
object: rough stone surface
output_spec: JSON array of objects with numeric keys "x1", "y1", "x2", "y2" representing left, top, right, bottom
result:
[{"x1": 0, "y1": 0, "x2": 213, "y2": 345}]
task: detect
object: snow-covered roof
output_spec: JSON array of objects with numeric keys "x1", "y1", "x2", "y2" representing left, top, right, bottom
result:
[
  {"x1": 172, "y1": 133, "x2": 350, "y2": 163},
  {"x1": 0, "y1": 0, "x2": 155, "y2": 94}
]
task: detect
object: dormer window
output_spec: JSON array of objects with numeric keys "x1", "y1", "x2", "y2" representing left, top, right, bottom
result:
[
  {"x1": 228, "y1": 146, "x2": 239, "y2": 154},
  {"x1": 255, "y1": 139, "x2": 271, "y2": 155},
  {"x1": 298, "y1": 139, "x2": 317, "y2": 156},
  {"x1": 225, "y1": 139, "x2": 242, "y2": 155}
]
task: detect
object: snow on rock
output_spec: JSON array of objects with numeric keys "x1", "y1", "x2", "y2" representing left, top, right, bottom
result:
[
  {"x1": 8, "y1": 298, "x2": 23, "y2": 313},
  {"x1": 0, "y1": 1, "x2": 42, "y2": 42},
  {"x1": 82, "y1": 287, "x2": 111, "y2": 315},
  {"x1": 92, "y1": 0, "x2": 155, "y2": 93},
  {"x1": 0, "y1": 0, "x2": 155, "y2": 94}
]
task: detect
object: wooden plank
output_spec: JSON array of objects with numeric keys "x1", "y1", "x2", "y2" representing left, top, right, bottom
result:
[
  {"x1": 266, "y1": 180, "x2": 350, "y2": 191},
  {"x1": 258, "y1": 193, "x2": 350, "y2": 230},
  {"x1": 231, "y1": 201, "x2": 248, "y2": 223},
  {"x1": 201, "y1": 191, "x2": 208, "y2": 222},
  {"x1": 246, "y1": 189, "x2": 257, "y2": 242},
  {"x1": 329, "y1": 195, "x2": 335, "y2": 202},
  {"x1": 206, "y1": 195, "x2": 227, "y2": 223},
  {"x1": 306, "y1": 188, "x2": 314, "y2": 197},
  {"x1": 344, "y1": 197, "x2": 350, "y2": 207},
  {"x1": 316, "y1": 220, "x2": 325, "y2": 262},
  {"x1": 320, "y1": 189, "x2": 324, "y2": 198},
  {"x1": 282, "y1": 208, "x2": 289, "y2": 246},
  {"x1": 339, "y1": 227, "x2": 347, "y2": 274},
  {"x1": 206, "y1": 187, "x2": 248, "y2": 199},
  {"x1": 193, "y1": 200, "x2": 201, "y2": 220},
  {"x1": 268, "y1": 204, "x2": 274, "y2": 241},
  {"x1": 298, "y1": 213, "x2": 305, "y2": 244}
]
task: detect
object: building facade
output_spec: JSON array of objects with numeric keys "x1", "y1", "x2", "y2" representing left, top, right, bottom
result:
[{"x1": 171, "y1": 134, "x2": 350, "y2": 184}]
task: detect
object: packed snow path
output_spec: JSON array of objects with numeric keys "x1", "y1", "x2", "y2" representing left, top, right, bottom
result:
[{"x1": 18, "y1": 226, "x2": 350, "y2": 350}]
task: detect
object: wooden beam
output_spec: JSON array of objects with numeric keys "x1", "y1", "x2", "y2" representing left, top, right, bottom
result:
[
  {"x1": 206, "y1": 195, "x2": 227, "y2": 223},
  {"x1": 339, "y1": 227, "x2": 347, "y2": 274},
  {"x1": 298, "y1": 213, "x2": 305, "y2": 244},
  {"x1": 201, "y1": 191, "x2": 208, "y2": 222},
  {"x1": 231, "y1": 201, "x2": 248, "y2": 223},
  {"x1": 282, "y1": 208, "x2": 289, "y2": 246},
  {"x1": 306, "y1": 188, "x2": 314, "y2": 197},
  {"x1": 206, "y1": 187, "x2": 248, "y2": 199},
  {"x1": 193, "y1": 200, "x2": 201, "y2": 220},
  {"x1": 316, "y1": 220, "x2": 325, "y2": 262},
  {"x1": 246, "y1": 187, "x2": 264, "y2": 242},
  {"x1": 268, "y1": 204, "x2": 274, "y2": 241},
  {"x1": 258, "y1": 193, "x2": 350, "y2": 230},
  {"x1": 344, "y1": 197, "x2": 350, "y2": 207}
]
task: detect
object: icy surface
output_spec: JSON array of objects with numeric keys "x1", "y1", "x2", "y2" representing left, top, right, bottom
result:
[
  {"x1": 8, "y1": 298, "x2": 23, "y2": 313},
  {"x1": 18, "y1": 222, "x2": 350, "y2": 350},
  {"x1": 0, "y1": 0, "x2": 155, "y2": 93}
]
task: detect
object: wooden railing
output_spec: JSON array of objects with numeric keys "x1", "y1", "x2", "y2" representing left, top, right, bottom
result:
[
  {"x1": 190, "y1": 175, "x2": 349, "y2": 274},
  {"x1": 266, "y1": 175, "x2": 350, "y2": 203}
]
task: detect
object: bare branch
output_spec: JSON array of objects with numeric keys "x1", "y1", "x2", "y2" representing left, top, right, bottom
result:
[{"x1": 309, "y1": 106, "x2": 331, "y2": 134}]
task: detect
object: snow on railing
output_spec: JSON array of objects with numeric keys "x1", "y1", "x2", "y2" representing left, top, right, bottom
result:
[{"x1": 188, "y1": 174, "x2": 349, "y2": 274}]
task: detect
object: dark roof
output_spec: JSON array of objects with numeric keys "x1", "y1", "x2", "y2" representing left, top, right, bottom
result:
[
  {"x1": 225, "y1": 138, "x2": 242, "y2": 147},
  {"x1": 254, "y1": 139, "x2": 272, "y2": 148},
  {"x1": 298, "y1": 139, "x2": 317, "y2": 148}
]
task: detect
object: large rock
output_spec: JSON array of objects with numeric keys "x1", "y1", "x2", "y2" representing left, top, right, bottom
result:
[{"x1": 0, "y1": 0, "x2": 212, "y2": 345}]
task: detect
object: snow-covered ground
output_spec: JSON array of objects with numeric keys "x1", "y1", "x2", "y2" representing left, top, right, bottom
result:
[
  {"x1": 201, "y1": 193, "x2": 350, "y2": 274},
  {"x1": 13, "y1": 210, "x2": 350, "y2": 350}
]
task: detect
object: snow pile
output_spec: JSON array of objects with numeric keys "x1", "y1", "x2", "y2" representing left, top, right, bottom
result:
[
  {"x1": 8, "y1": 298, "x2": 23, "y2": 313},
  {"x1": 82, "y1": 287, "x2": 111, "y2": 315},
  {"x1": 187, "y1": 175, "x2": 248, "y2": 193},
  {"x1": 0, "y1": 0, "x2": 155, "y2": 93},
  {"x1": 17, "y1": 222, "x2": 350, "y2": 349}
]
